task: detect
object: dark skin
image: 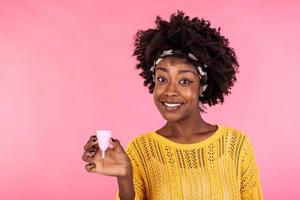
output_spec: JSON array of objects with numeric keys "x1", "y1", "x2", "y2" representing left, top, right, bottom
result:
[
  {"x1": 153, "y1": 56, "x2": 218, "y2": 143},
  {"x1": 81, "y1": 136, "x2": 135, "y2": 200},
  {"x1": 81, "y1": 56, "x2": 218, "y2": 199}
]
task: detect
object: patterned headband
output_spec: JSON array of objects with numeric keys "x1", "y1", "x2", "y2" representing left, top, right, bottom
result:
[{"x1": 150, "y1": 49, "x2": 208, "y2": 97}]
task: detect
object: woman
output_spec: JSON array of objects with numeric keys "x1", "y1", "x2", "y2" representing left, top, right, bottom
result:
[{"x1": 81, "y1": 11, "x2": 263, "y2": 200}]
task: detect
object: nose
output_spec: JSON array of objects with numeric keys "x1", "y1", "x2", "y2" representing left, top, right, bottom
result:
[{"x1": 164, "y1": 81, "x2": 178, "y2": 97}]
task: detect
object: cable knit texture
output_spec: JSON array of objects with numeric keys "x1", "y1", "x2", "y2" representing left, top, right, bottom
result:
[{"x1": 116, "y1": 125, "x2": 263, "y2": 200}]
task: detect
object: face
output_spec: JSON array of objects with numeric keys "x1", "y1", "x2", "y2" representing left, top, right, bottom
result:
[{"x1": 153, "y1": 57, "x2": 202, "y2": 122}]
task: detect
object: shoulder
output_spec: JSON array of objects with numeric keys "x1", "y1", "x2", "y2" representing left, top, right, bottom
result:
[
  {"x1": 223, "y1": 125, "x2": 257, "y2": 157},
  {"x1": 222, "y1": 125, "x2": 252, "y2": 141},
  {"x1": 221, "y1": 125, "x2": 256, "y2": 154},
  {"x1": 124, "y1": 130, "x2": 154, "y2": 150}
]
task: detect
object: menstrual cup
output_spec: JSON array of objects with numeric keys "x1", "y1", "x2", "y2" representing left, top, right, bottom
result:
[{"x1": 96, "y1": 130, "x2": 112, "y2": 159}]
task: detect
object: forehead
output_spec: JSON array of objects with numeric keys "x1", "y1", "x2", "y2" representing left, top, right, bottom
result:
[{"x1": 156, "y1": 56, "x2": 195, "y2": 69}]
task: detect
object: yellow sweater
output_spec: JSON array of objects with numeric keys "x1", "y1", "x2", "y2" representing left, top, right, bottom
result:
[{"x1": 116, "y1": 125, "x2": 263, "y2": 200}]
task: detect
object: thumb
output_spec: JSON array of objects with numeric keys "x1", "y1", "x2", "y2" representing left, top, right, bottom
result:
[{"x1": 109, "y1": 138, "x2": 124, "y2": 152}]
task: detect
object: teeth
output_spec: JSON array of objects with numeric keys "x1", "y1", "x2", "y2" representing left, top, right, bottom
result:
[{"x1": 164, "y1": 102, "x2": 181, "y2": 107}]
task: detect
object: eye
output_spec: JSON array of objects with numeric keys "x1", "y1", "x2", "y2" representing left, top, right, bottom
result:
[
  {"x1": 156, "y1": 76, "x2": 167, "y2": 83},
  {"x1": 180, "y1": 79, "x2": 193, "y2": 85}
]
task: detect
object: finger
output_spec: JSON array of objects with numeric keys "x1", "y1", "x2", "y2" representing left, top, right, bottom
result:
[
  {"x1": 86, "y1": 135, "x2": 97, "y2": 146},
  {"x1": 85, "y1": 163, "x2": 96, "y2": 173},
  {"x1": 89, "y1": 135, "x2": 96, "y2": 141},
  {"x1": 84, "y1": 138, "x2": 99, "y2": 151},
  {"x1": 109, "y1": 138, "x2": 124, "y2": 152},
  {"x1": 81, "y1": 149, "x2": 98, "y2": 162}
]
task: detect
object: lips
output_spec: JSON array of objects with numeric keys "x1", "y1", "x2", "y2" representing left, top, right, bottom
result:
[{"x1": 160, "y1": 101, "x2": 184, "y2": 111}]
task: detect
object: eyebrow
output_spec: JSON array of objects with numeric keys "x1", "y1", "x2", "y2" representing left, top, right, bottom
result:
[{"x1": 155, "y1": 67, "x2": 197, "y2": 76}]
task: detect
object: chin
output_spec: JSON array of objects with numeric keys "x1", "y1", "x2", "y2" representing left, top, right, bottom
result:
[{"x1": 159, "y1": 112, "x2": 187, "y2": 123}]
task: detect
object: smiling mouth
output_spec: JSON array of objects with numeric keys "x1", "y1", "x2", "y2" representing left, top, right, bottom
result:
[{"x1": 160, "y1": 101, "x2": 183, "y2": 111}]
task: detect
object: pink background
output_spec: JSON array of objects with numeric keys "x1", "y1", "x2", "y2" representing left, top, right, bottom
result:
[{"x1": 0, "y1": 0, "x2": 299, "y2": 199}]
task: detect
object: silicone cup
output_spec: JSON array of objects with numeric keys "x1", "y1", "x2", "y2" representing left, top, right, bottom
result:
[{"x1": 96, "y1": 130, "x2": 112, "y2": 159}]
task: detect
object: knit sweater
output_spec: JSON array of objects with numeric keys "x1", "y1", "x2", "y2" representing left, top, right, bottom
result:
[{"x1": 115, "y1": 124, "x2": 263, "y2": 200}]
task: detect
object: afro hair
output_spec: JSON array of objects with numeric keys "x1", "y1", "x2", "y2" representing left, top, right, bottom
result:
[{"x1": 133, "y1": 10, "x2": 239, "y2": 108}]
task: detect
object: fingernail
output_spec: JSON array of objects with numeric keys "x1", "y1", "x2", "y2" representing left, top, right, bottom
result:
[
  {"x1": 89, "y1": 163, "x2": 94, "y2": 167},
  {"x1": 90, "y1": 135, "x2": 96, "y2": 140}
]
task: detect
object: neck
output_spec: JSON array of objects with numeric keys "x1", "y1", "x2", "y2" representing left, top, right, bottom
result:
[{"x1": 161, "y1": 111, "x2": 214, "y2": 138}]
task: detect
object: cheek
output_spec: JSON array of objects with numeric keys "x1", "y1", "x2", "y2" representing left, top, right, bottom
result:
[
  {"x1": 153, "y1": 84, "x2": 164, "y2": 96},
  {"x1": 152, "y1": 87, "x2": 162, "y2": 103},
  {"x1": 183, "y1": 86, "x2": 199, "y2": 97}
]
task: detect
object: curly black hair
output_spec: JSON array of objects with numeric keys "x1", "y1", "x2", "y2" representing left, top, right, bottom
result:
[{"x1": 133, "y1": 10, "x2": 239, "y2": 108}]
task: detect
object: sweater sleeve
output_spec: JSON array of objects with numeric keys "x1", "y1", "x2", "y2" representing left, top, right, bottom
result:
[
  {"x1": 240, "y1": 136, "x2": 264, "y2": 200},
  {"x1": 115, "y1": 140, "x2": 146, "y2": 200}
]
